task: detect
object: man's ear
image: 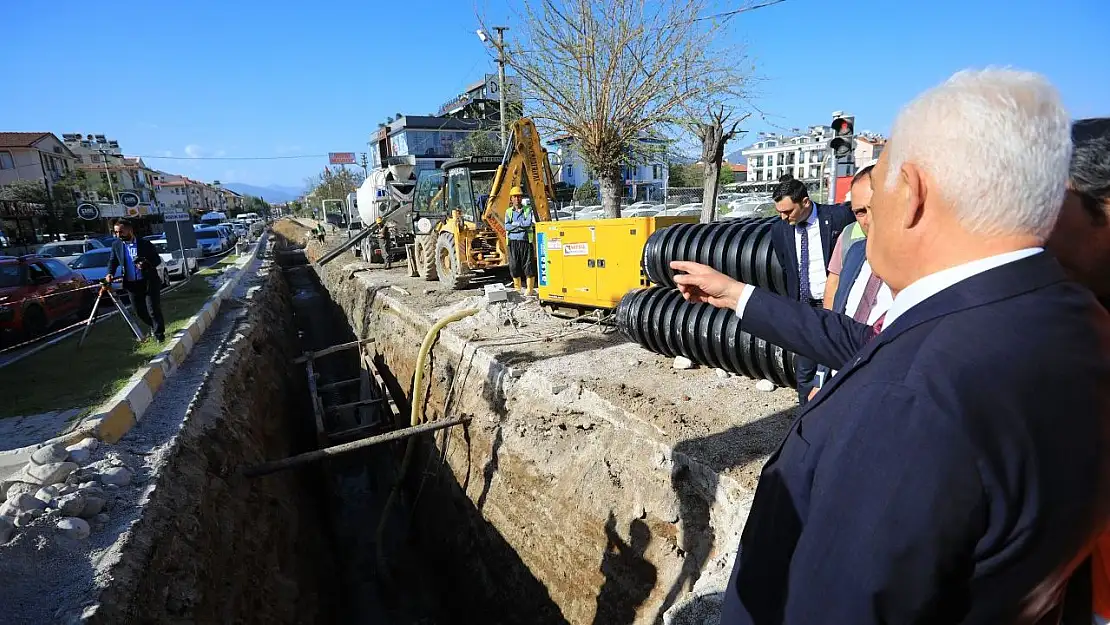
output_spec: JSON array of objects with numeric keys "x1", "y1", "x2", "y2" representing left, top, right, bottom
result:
[{"x1": 900, "y1": 162, "x2": 927, "y2": 230}]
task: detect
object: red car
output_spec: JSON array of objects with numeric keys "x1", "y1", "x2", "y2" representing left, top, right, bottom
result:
[{"x1": 0, "y1": 255, "x2": 92, "y2": 343}]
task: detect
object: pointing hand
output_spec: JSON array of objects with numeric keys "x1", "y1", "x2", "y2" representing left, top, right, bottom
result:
[{"x1": 669, "y1": 261, "x2": 747, "y2": 311}]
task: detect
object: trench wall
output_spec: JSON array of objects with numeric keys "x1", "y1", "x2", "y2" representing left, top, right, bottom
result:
[
  {"x1": 88, "y1": 267, "x2": 337, "y2": 623},
  {"x1": 317, "y1": 258, "x2": 759, "y2": 625}
]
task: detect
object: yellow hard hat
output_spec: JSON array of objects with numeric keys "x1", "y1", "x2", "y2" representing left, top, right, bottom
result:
[{"x1": 509, "y1": 186, "x2": 525, "y2": 197}]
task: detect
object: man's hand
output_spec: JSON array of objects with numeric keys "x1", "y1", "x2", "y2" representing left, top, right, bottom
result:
[{"x1": 670, "y1": 261, "x2": 747, "y2": 310}]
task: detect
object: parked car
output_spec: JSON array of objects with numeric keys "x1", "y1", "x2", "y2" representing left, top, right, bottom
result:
[
  {"x1": 70, "y1": 248, "x2": 170, "y2": 294},
  {"x1": 36, "y1": 239, "x2": 106, "y2": 267},
  {"x1": 229, "y1": 222, "x2": 248, "y2": 239},
  {"x1": 658, "y1": 203, "x2": 703, "y2": 216},
  {"x1": 0, "y1": 255, "x2": 93, "y2": 342},
  {"x1": 92, "y1": 234, "x2": 118, "y2": 247},
  {"x1": 193, "y1": 226, "x2": 229, "y2": 256},
  {"x1": 216, "y1": 224, "x2": 238, "y2": 246},
  {"x1": 149, "y1": 238, "x2": 197, "y2": 279},
  {"x1": 621, "y1": 207, "x2": 660, "y2": 218}
]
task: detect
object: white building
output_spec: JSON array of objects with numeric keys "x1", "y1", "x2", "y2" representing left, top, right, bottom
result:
[
  {"x1": 552, "y1": 136, "x2": 668, "y2": 201},
  {"x1": 0, "y1": 132, "x2": 78, "y2": 192},
  {"x1": 740, "y1": 125, "x2": 835, "y2": 185}
]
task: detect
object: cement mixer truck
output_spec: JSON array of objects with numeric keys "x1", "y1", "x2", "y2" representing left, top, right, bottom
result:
[{"x1": 354, "y1": 155, "x2": 417, "y2": 263}]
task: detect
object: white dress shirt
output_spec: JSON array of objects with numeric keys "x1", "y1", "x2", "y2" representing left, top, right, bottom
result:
[
  {"x1": 794, "y1": 210, "x2": 826, "y2": 301},
  {"x1": 881, "y1": 247, "x2": 1042, "y2": 330},
  {"x1": 844, "y1": 261, "x2": 893, "y2": 325}
]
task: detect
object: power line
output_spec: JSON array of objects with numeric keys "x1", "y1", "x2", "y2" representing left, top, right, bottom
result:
[{"x1": 694, "y1": 0, "x2": 787, "y2": 22}]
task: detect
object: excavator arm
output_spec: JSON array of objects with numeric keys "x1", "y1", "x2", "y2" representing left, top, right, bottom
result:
[{"x1": 482, "y1": 118, "x2": 555, "y2": 243}]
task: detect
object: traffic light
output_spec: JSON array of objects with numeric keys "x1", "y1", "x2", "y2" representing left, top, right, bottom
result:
[{"x1": 829, "y1": 113, "x2": 855, "y2": 159}]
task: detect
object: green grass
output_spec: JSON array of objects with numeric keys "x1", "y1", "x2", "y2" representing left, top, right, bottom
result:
[{"x1": 0, "y1": 260, "x2": 239, "y2": 419}]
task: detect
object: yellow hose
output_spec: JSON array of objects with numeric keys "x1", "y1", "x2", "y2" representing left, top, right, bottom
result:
[{"x1": 376, "y1": 307, "x2": 478, "y2": 579}]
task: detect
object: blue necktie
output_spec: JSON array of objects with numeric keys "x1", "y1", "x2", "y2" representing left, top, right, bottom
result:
[{"x1": 797, "y1": 222, "x2": 811, "y2": 302}]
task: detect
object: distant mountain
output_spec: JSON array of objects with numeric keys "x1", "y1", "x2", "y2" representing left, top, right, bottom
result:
[
  {"x1": 222, "y1": 183, "x2": 303, "y2": 203},
  {"x1": 725, "y1": 149, "x2": 748, "y2": 164}
]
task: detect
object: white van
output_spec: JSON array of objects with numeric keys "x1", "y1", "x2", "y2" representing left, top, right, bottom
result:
[{"x1": 199, "y1": 211, "x2": 228, "y2": 225}]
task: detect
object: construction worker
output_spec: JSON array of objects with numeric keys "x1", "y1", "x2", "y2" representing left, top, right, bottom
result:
[
  {"x1": 504, "y1": 186, "x2": 536, "y2": 295},
  {"x1": 375, "y1": 216, "x2": 392, "y2": 269}
]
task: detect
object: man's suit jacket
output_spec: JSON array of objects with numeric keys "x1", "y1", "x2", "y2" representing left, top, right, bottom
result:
[
  {"x1": 107, "y1": 237, "x2": 162, "y2": 288},
  {"x1": 723, "y1": 252, "x2": 1110, "y2": 624},
  {"x1": 771, "y1": 202, "x2": 855, "y2": 301}
]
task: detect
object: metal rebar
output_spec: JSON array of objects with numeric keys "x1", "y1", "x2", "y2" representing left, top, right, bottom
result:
[{"x1": 242, "y1": 415, "x2": 472, "y2": 477}]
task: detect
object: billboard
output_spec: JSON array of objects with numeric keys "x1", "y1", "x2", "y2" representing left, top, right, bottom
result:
[{"x1": 329, "y1": 152, "x2": 357, "y2": 165}]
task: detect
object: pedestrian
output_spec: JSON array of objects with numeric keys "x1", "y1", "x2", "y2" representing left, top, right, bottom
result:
[
  {"x1": 504, "y1": 186, "x2": 537, "y2": 296},
  {"x1": 375, "y1": 216, "x2": 392, "y2": 269},
  {"x1": 809, "y1": 163, "x2": 891, "y2": 397},
  {"x1": 106, "y1": 218, "x2": 165, "y2": 342},
  {"x1": 768, "y1": 174, "x2": 855, "y2": 403},
  {"x1": 316, "y1": 223, "x2": 326, "y2": 244},
  {"x1": 672, "y1": 69, "x2": 1110, "y2": 624}
]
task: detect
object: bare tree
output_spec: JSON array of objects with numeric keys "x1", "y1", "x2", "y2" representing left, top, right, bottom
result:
[
  {"x1": 693, "y1": 108, "x2": 750, "y2": 222},
  {"x1": 496, "y1": 0, "x2": 745, "y2": 218}
]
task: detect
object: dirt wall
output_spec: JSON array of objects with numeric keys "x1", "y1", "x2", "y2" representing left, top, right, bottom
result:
[
  {"x1": 88, "y1": 267, "x2": 337, "y2": 624},
  {"x1": 314, "y1": 251, "x2": 787, "y2": 625}
]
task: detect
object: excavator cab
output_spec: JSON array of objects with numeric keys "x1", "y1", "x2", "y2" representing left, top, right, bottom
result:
[{"x1": 408, "y1": 118, "x2": 554, "y2": 289}]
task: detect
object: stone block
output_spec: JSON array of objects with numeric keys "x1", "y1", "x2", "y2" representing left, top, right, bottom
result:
[{"x1": 57, "y1": 517, "x2": 90, "y2": 540}]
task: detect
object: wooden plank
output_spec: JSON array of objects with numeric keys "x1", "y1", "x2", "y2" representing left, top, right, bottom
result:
[
  {"x1": 318, "y1": 377, "x2": 362, "y2": 392},
  {"x1": 304, "y1": 359, "x2": 327, "y2": 446},
  {"x1": 362, "y1": 349, "x2": 402, "y2": 421},
  {"x1": 326, "y1": 397, "x2": 386, "y2": 413},
  {"x1": 292, "y1": 338, "x2": 375, "y2": 364}
]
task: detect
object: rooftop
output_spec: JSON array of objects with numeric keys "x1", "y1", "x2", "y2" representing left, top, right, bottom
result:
[{"x1": 0, "y1": 132, "x2": 52, "y2": 148}]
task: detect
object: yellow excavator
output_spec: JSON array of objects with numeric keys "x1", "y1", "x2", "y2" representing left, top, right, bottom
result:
[{"x1": 408, "y1": 117, "x2": 555, "y2": 289}]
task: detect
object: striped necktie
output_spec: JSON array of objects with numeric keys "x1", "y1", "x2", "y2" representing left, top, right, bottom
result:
[{"x1": 868, "y1": 312, "x2": 887, "y2": 340}]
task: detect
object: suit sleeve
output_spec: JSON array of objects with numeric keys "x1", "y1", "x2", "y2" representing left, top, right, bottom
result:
[
  {"x1": 740, "y1": 288, "x2": 870, "y2": 369},
  {"x1": 107, "y1": 245, "x2": 119, "y2": 276},
  {"x1": 784, "y1": 382, "x2": 984, "y2": 624},
  {"x1": 142, "y1": 241, "x2": 162, "y2": 267}
]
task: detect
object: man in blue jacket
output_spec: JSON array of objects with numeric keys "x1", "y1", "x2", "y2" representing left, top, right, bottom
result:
[
  {"x1": 671, "y1": 71, "x2": 1110, "y2": 624},
  {"x1": 768, "y1": 174, "x2": 855, "y2": 402},
  {"x1": 504, "y1": 186, "x2": 537, "y2": 296},
  {"x1": 106, "y1": 218, "x2": 165, "y2": 342}
]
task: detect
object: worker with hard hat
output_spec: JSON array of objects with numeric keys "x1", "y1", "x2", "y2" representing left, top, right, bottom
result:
[
  {"x1": 504, "y1": 185, "x2": 537, "y2": 295},
  {"x1": 375, "y1": 215, "x2": 392, "y2": 269}
]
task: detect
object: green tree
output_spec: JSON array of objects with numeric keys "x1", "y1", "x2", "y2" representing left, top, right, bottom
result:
[
  {"x1": 303, "y1": 167, "x2": 365, "y2": 206},
  {"x1": 573, "y1": 183, "x2": 598, "y2": 203},
  {"x1": 718, "y1": 164, "x2": 735, "y2": 186},
  {"x1": 666, "y1": 163, "x2": 701, "y2": 187},
  {"x1": 0, "y1": 179, "x2": 49, "y2": 203}
]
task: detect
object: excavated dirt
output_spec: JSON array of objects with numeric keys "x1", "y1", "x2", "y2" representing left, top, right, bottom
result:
[
  {"x1": 297, "y1": 222, "x2": 799, "y2": 625},
  {"x1": 85, "y1": 264, "x2": 337, "y2": 623}
]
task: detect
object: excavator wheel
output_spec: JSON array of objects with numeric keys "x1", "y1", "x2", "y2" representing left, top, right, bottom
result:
[
  {"x1": 435, "y1": 232, "x2": 471, "y2": 290},
  {"x1": 414, "y1": 234, "x2": 438, "y2": 281}
]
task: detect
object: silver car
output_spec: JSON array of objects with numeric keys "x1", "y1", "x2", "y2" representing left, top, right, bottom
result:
[{"x1": 37, "y1": 240, "x2": 105, "y2": 267}]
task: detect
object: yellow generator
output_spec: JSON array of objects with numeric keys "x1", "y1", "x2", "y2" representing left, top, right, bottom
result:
[{"x1": 536, "y1": 215, "x2": 696, "y2": 314}]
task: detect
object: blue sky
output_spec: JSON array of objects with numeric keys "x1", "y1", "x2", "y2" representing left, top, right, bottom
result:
[{"x1": 3, "y1": 0, "x2": 1106, "y2": 189}]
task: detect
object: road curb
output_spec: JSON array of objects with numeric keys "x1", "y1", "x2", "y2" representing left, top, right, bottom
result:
[{"x1": 3, "y1": 235, "x2": 266, "y2": 454}]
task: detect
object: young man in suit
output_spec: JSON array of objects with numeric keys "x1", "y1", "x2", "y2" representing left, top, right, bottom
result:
[
  {"x1": 769, "y1": 175, "x2": 854, "y2": 403},
  {"x1": 672, "y1": 72, "x2": 1110, "y2": 624},
  {"x1": 106, "y1": 218, "x2": 165, "y2": 342}
]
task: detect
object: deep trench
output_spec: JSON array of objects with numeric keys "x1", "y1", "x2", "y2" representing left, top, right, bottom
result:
[{"x1": 275, "y1": 243, "x2": 455, "y2": 624}]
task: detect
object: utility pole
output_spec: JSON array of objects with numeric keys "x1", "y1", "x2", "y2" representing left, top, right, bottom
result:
[
  {"x1": 359, "y1": 153, "x2": 369, "y2": 176},
  {"x1": 494, "y1": 26, "x2": 509, "y2": 149}
]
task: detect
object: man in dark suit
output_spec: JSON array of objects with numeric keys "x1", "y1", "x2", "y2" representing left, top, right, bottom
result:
[
  {"x1": 670, "y1": 71, "x2": 1110, "y2": 624},
  {"x1": 768, "y1": 175, "x2": 854, "y2": 403},
  {"x1": 106, "y1": 218, "x2": 165, "y2": 342}
]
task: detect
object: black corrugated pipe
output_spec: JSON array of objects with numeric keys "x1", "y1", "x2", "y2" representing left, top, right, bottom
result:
[
  {"x1": 642, "y1": 216, "x2": 787, "y2": 295},
  {"x1": 616, "y1": 287, "x2": 796, "y2": 387}
]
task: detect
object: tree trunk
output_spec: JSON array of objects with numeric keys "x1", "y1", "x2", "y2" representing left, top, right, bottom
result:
[
  {"x1": 598, "y1": 169, "x2": 623, "y2": 219},
  {"x1": 700, "y1": 122, "x2": 726, "y2": 224}
]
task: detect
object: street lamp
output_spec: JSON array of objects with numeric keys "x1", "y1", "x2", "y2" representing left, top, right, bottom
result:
[{"x1": 476, "y1": 26, "x2": 509, "y2": 149}]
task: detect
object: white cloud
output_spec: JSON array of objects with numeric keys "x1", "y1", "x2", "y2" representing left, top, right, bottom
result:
[{"x1": 184, "y1": 144, "x2": 204, "y2": 158}]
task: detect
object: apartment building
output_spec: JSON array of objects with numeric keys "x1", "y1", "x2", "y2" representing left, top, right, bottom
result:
[
  {"x1": 0, "y1": 132, "x2": 78, "y2": 192},
  {"x1": 63, "y1": 134, "x2": 159, "y2": 215},
  {"x1": 740, "y1": 126, "x2": 835, "y2": 185}
]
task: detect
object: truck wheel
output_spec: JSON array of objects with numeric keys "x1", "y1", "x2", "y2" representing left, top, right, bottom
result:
[
  {"x1": 435, "y1": 232, "x2": 471, "y2": 290},
  {"x1": 414, "y1": 234, "x2": 438, "y2": 281}
]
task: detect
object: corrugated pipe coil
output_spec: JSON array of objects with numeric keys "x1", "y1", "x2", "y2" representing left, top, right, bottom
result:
[
  {"x1": 642, "y1": 216, "x2": 787, "y2": 295},
  {"x1": 616, "y1": 286, "x2": 797, "y2": 387}
]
